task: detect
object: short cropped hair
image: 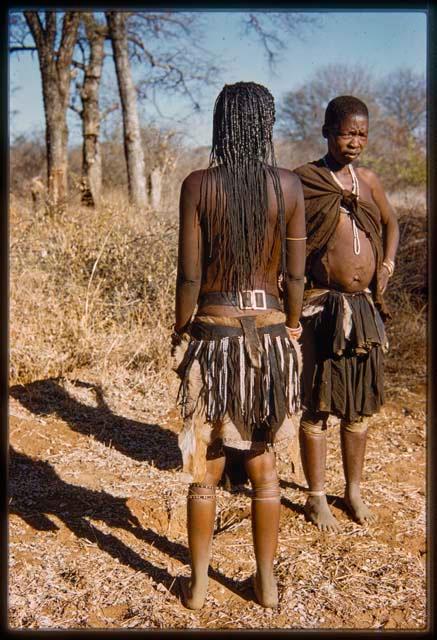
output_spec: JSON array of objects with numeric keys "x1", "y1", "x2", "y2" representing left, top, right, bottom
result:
[{"x1": 324, "y1": 95, "x2": 369, "y2": 129}]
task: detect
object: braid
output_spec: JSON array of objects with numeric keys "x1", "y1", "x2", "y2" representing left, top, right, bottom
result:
[{"x1": 200, "y1": 81, "x2": 286, "y2": 293}]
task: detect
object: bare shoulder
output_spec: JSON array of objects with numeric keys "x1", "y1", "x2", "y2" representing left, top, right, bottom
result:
[
  {"x1": 181, "y1": 168, "x2": 206, "y2": 192},
  {"x1": 276, "y1": 166, "x2": 301, "y2": 186},
  {"x1": 356, "y1": 166, "x2": 383, "y2": 189},
  {"x1": 275, "y1": 167, "x2": 302, "y2": 200}
]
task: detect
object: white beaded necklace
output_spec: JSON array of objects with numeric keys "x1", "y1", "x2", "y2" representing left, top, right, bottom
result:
[{"x1": 323, "y1": 155, "x2": 361, "y2": 255}]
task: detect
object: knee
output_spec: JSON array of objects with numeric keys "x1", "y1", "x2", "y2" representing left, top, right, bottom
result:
[
  {"x1": 340, "y1": 418, "x2": 367, "y2": 434},
  {"x1": 300, "y1": 410, "x2": 328, "y2": 436},
  {"x1": 200, "y1": 443, "x2": 226, "y2": 486},
  {"x1": 203, "y1": 459, "x2": 226, "y2": 486},
  {"x1": 244, "y1": 450, "x2": 278, "y2": 489}
]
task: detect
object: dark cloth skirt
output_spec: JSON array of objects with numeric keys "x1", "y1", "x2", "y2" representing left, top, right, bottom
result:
[{"x1": 302, "y1": 288, "x2": 388, "y2": 422}]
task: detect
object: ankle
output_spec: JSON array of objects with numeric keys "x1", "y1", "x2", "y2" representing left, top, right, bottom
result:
[
  {"x1": 255, "y1": 565, "x2": 275, "y2": 584},
  {"x1": 191, "y1": 570, "x2": 209, "y2": 584},
  {"x1": 345, "y1": 483, "x2": 361, "y2": 497},
  {"x1": 306, "y1": 488, "x2": 326, "y2": 499}
]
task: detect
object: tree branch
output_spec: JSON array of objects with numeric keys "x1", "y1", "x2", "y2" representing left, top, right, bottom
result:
[{"x1": 9, "y1": 45, "x2": 37, "y2": 53}]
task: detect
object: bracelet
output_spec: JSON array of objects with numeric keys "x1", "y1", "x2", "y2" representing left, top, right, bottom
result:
[
  {"x1": 286, "y1": 236, "x2": 307, "y2": 241},
  {"x1": 171, "y1": 331, "x2": 183, "y2": 346},
  {"x1": 171, "y1": 324, "x2": 188, "y2": 346},
  {"x1": 382, "y1": 259, "x2": 395, "y2": 277},
  {"x1": 285, "y1": 321, "x2": 303, "y2": 339}
]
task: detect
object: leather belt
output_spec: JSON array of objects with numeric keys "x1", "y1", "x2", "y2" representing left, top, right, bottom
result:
[{"x1": 198, "y1": 290, "x2": 282, "y2": 311}]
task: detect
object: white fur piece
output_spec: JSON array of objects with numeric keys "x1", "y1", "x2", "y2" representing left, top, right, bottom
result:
[
  {"x1": 289, "y1": 337, "x2": 303, "y2": 375},
  {"x1": 178, "y1": 415, "x2": 197, "y2": 481},
  {"x1": 342, "y1": 296, "x2": 353, "y2": 339},
  {"x1": 276, "y1": 335, "x2": 285, "y2": 371},
  {"x1": 302, "y1": 303, "x2": 324, "y2": 317},
  {"x1": 239, "y1": 336, "x2": 245, "y2": 413}
]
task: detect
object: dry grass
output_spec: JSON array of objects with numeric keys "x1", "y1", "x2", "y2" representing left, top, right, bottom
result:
[
  {"x1": 384, "y1": 204, "x2": 427, "y2": 390},
  {"x1": 10, "y1": 189, "x2": 178, "y2": 391}
]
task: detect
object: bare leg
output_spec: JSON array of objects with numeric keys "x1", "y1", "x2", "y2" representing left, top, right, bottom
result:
[
  {"x1": 244, "y1": 450, "x2": 280, "y2": 608},
  {"x1": 183, "y1": 451, "x2": 226, "y2": 610},
  {"x1": 341, "y1": 424, "x2": 376, "y2": 524},
  {"x1": 300, "y1": 325, "x2": 340, "y2": 533},
  {"x1": 299, "y1": 419, "x2": 341, "y2": 533}
]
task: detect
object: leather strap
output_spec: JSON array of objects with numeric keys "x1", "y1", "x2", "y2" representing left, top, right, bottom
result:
[
  {"x1": 199, "y1": 290, "x2": 281, "y2": 311},
  {"x1": 190, "y1": 320, "x2": 286, "y2": 340}
]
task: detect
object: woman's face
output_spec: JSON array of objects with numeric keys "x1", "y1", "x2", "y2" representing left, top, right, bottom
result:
[{"x1": 325, "y1": 113, "x2": 369, "y2": 165}]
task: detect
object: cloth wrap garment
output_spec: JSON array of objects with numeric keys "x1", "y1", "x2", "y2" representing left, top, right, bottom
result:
[
  {"x1": 293, "y1": 159, "x2": 390, "y2": 320},
  {"x1": 301, "y1": 288, "x2": 389, "y2": 423},
  {"x1": 173, "y1": 310, "x2": 302, "y2": 481}
]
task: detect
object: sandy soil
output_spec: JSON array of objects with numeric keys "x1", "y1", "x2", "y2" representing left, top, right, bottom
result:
[{"x1": 8, "y1": 373, "x2": 427, "y2": 630}]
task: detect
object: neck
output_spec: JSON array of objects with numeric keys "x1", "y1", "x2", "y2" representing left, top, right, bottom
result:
[{"x1": 324, "y1": 153, "x2": 350, "y2": 172}]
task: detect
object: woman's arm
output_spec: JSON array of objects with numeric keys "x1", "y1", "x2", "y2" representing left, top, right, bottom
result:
[
  {"x1": 174, "y1": 171, "x2": 203, "y2": 334},
  {"x1": 283, "y1": 172, "x2": 306, "y2": 330},
  {"x1": 360, "y1": 168, "x2": 399, "y2": 293}
]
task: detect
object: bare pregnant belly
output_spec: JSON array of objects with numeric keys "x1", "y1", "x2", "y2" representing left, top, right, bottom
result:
[{"x1": 311, "y1": 213, "x2": 376, "y2": 292}]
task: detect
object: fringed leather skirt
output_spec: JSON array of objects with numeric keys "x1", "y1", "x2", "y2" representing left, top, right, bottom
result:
[
  {"x1": 301, "y1": 288, "x2": 388, "y2": 422},
  {"x1": 173, "y1": 310, "x2": 302, "y2": 481}
]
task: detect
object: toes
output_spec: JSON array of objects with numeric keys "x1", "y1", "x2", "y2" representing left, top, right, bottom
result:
[{"x1": 317, "y1": 520, "x2": 340, "y2": 533}]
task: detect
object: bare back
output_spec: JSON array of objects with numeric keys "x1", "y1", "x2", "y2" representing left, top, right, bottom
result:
[
  {"x1": 195, "y1": 166, "x2": 302, "y2": 316},
  {"x1": 175, "y1": 164, "x2": 305, "y2": 330}
]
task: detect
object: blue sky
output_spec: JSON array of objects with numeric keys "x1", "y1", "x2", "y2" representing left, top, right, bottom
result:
[{"x1": 9, "y1": 10, "x2": 427, "y2": 148}]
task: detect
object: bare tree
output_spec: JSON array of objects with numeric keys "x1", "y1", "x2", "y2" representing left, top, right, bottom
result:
[
  {"x1": 377, "y1": 68, "x2": 426, "y2": 142},
  {"x1": 70, "y1": 14, "x2": 107, "y2": 207},
  {"x1": 22, "y1": 11, "x2": 80, "y2": 208},
  {"x1": 278, "y1": 64, "x2": 376, "y2": 151},
  {"x1": 11, "y1": 10, "x2": 319, "y2": 211},
  {"x1": 241, "y1": 12, "x2": 318, "y2": 68},
  {"x1": 105, "y1": 11, "x2": 148, "y2": 209}
]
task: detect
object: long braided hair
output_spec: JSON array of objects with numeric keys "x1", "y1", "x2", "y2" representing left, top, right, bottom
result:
[{"x1": 200, "y1": 81, "x2": 286, "y2": 293}]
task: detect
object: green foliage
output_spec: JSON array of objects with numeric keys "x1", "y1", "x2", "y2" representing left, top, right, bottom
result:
[
  {"x1": 394, "y1": 136, "x2": 426, "y2": 188},
  {"x1": 361, "y1": 132, "x2": 426, "y2": 190}
]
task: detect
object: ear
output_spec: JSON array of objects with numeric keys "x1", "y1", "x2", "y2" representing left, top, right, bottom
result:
[{"x1": 322, "y1": 124, "x2": 329, "y2": 139}]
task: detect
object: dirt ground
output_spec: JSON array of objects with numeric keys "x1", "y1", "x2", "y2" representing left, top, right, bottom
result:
[{"x1": 8, "y1": 372, "x2": 427, "y2": 631}]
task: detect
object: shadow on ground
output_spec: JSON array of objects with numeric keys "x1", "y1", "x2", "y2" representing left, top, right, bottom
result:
[
  {"x1": 9, "y1": 447, "x2": 253, "y2": 603},
  {"x1": 10, "y1": 378, "x2": 182, "y2": 470}
]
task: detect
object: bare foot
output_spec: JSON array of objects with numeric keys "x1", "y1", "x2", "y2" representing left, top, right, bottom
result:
[
  {"x1": 344, "y1": 486, "x2": 376, "y2": 525},
  {"x1": 252, "y1": 571, "x2": 278, "y2": 608},
  {"x1": 180, "y1": 575, "x2": 208, "y2": 610},
  {"x1": 304, "y1": 495, "x2": 341, "y2": 533}
]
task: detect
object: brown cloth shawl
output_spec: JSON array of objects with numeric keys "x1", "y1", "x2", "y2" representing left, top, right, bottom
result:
[{"x1": 294, "y1": 159, "x2": 390, "y2": 319}]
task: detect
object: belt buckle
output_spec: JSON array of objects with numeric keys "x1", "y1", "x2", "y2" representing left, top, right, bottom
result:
[{"x1": 238, "y1": 289, "x2": 267, "y2": 310}]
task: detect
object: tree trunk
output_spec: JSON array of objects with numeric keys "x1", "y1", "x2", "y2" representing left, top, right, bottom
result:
[
  {"x1": 80, "y1": 15, "x2": 105, "y2": 207},
  {"x1": 105, "y1": 11, "x2": 147, "y2": 209},
  {"x1": 148, "y1": 166, "x2": 163, "y2": 210},
  {"x1": 24, "y1": 11, "x2": 80, "y2": 210}
]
